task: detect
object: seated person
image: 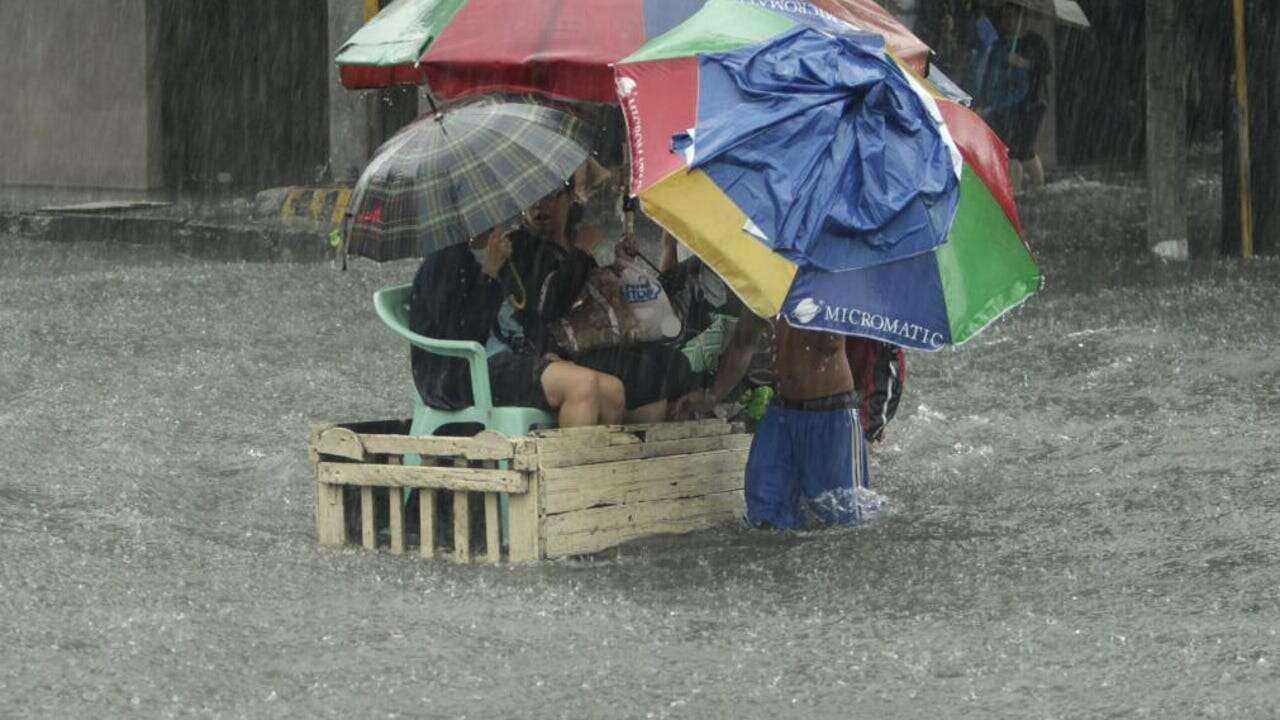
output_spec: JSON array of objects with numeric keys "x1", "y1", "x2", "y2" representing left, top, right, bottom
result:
[
  {"x1": 571, "y1": 231, "x2": 694, "y2": 422},
  {"x1": 657, "y1": 231, "x2": 747, "y2": 387},
  {"x1": 408, "y1": 222, "x2": 625, "y2": 428},
  {"x1": 509, "y1": 180, "x2": 692, "y2": 423}
]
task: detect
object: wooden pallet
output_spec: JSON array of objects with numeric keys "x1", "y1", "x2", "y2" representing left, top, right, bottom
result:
[{"x1": 310, "y1": 419, "x2": 751, "y2": 563}]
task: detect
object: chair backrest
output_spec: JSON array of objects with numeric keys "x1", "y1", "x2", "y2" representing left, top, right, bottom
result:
[
  {"x1": 372, "y1": 283, "x2": 493, "y2": 409},
  {"x1": 373, "y1": 284, "x2": 414, "y2": 336}
]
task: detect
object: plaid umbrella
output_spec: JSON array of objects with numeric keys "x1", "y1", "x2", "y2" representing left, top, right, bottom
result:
[{"x1": 343, "y1": 100, "x2": 591, "y2": 262}]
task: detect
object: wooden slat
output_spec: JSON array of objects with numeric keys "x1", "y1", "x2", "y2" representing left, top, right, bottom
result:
[
  {"x1": 641, "y1": 419, "x2": 733, "y2": 442},
  {"x1": 316, "y1": 462, "x2": 528, "y2": 494},
  {"x1": 387, "y1": 458, "x2": 403, "y2": 555},
  {"x1": 314, "y1": 426, "x2": 366, "y2": 461},
  {"x1": 511, "y1": 438, "x2": 539, "y2": 471},
  {"x1": 545, "y1": 471, "x2": 745, "y2": 515},
  {"x1": 531, "y1": 420, "x2": 726, "y2": 440},
  {"x1": 308, "y1": 422, "x2": 328, "y2": 465},
  {"x1": 357, "y1": 429, "x2": 517, "y2": 462},
  {"x1": 537, "y1": 433, "x2": 752, "y2": 469},
  {"x1": 530, "y1": 423, "x2": 629, "y2": 438},
  {"x1": 419, "y1": 489, "x2": 436, "y2": 560},
  {"x1": 508, "y1": 466, "x2": 543, "y2": 563},
  {"x1": 485, "y1": 492, "x2": 500, "y2": 564},
  {"x1": 528, "y1": 429, "x2": 642, "y2": 455},
  {"x1": 542, "y1": 449, "x2": 747, "y2": 503},
  {"x1": 529, "y1": 420, "x2": 733, "y2": 455},
  {"x1": 315, "y1": 482, "x2": 346, "y2": 546},
  {"x1": 453, "y1": 459, "x2": 471, "y2": 564},
  {"x1": 543, "y1": 490, "x2": 744, "y2": 558},
  {"x1": 360, "y1": 486, "x2": 375, "y2": 550}
]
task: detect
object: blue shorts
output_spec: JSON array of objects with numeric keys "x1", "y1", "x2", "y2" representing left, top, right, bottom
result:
[{"x1": 744, "y1": 395, "x2": 870, "y2": 530}]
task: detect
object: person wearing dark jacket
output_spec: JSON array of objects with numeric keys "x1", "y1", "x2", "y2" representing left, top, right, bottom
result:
[
  {"x1": 409, "y1": 221, "x2": 625, "y2": 428},
  {"x1": 506, "y1": 185, "x2": 692, "y2": 422},
  {"x1": 844, "y1": 338, "x2": 906, "y2": 443}
]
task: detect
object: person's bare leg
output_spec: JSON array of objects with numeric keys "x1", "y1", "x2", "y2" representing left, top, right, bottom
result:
[
  {"x1": 540, "y1": 361, "x2": 601, "y2": 427},
  {"x1": 596, "y1": 374, "x2": 626, "y2": 425},
  {"x1": 625, "y1": 400, "x2": 668, "y2": 424},
  {"x1": 1009, "y1": 160, "x2": 1025, "y2": 195},
  {"x1": 1025, "y1": 155, "x2": 1045, "y2": 190}
]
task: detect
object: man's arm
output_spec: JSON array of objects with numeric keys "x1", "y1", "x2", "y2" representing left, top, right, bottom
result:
[{"x1": 673, "y1": 312, "x2": 765, "y2": 419}]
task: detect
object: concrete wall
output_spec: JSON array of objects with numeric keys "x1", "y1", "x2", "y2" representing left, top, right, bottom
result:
[
  {"x1": 0, "y1": 0, "x2": 159, "y2": 190},
  {"x1": 327, "y1": 0, "x2": 373, "y2": 183}
]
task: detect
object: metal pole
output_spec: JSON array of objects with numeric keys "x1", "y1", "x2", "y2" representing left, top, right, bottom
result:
[{"x1": 1231, "y1": 0, "x2": 1255, "y2": 258}]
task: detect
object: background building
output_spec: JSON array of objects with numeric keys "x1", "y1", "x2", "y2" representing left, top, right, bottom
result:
[{"x1": 0, "y1": 0, "x2": 384, "y2": 194}]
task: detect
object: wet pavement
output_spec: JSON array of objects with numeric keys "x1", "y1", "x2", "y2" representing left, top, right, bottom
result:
[{"x1": 2, "y1": 175, "x2": 1278, "y2": 718}]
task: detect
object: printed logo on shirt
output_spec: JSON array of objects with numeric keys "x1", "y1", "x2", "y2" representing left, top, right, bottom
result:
[{"x1": 620, "y1": 278, "x2": 661, "y2": 304}]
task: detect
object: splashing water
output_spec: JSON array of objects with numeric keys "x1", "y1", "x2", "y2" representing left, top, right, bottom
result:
[{"x1": 2, "y1": 176, "x2": 1279, "y2": 717}]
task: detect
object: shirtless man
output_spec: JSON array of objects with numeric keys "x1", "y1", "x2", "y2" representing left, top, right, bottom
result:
[{"x1": 674, "y1": 314, "x2": 869, "y2": 529}]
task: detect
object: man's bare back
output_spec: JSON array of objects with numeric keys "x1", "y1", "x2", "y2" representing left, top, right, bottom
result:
[{"x1": 772, "y1": 320, "x2": 855, "y2": 402}]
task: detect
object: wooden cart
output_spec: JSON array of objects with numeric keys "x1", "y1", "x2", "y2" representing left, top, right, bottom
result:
[{"x1": 310, "y1": 419, "x2": 751, "y2": 563}]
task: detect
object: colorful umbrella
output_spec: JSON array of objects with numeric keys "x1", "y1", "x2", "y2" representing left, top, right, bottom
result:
[
  {"x1": 335, "y1": 0, "x2": 930, "y2": 103},
  {"x1": 344, "y1": 100, "x2": 590, "y2": 262},
  {"x1": 616, "y1": 0, "x2": 1041, "y2": 350}
]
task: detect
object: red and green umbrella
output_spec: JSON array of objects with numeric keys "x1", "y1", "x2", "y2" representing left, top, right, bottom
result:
[
  {"x1": 616, "y1": 0, "x2": 1041, "y2": 350},
  {"x1": 335, "y1": 0, "x2": 930, "y2": 103}
]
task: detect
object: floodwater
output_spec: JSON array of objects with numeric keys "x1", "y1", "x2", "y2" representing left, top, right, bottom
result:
[{"x1": 2, "y1": 177, "x2": 1278, "y2": 719}]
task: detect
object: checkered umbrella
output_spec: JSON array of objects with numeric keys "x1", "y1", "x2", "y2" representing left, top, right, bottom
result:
[{"x1": 343, "y1": 100, "x2": 591, "y2": 262}]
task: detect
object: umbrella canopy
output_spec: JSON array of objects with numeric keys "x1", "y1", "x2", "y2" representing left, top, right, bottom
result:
[
  {"x1": 1002, "y1": 0, "x2": 1090, "y2": 29},
  {"x1": 617, "y1": 1, "x2": 1041, "y2": 350},
  {"x1": 670, "y1": 26, "x2": 962, "y2": 273},
  {"x1": 344, "y1": 100, "x2": 590, "y2": 262},
  {"x1": 336, "y1": 0, "x2": 931, "y2": 103}
]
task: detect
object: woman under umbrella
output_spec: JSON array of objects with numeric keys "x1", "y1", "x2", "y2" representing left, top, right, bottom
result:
[{"x1": 347, "y1": 99, "x2": 627, "y2": 427}]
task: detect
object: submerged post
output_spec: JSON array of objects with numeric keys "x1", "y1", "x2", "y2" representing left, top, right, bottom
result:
[
  {"x1": 1231, "y1": 0, "x2": 1255, "y2": 258},
  {"x1": 1145, "y1": 0, "x2": 1188, "y2": 260}
]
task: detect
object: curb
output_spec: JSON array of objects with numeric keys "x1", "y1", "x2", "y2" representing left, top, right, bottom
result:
[
  {"x1": 2, "y1": 209, "x2": 333, "y2": 263},
  {"x1": 279, "y1": 187, "x2": 352, "y2": 225}
]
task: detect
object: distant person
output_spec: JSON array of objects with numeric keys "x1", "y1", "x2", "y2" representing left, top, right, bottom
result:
[{"x1": 978, "y1": 4, "x2": 1052, "y2": 193}]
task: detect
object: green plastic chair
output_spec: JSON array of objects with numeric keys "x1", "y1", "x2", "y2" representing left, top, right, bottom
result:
[{"x1": 373, "y1": 284, "x2": 557, "y2": 547}]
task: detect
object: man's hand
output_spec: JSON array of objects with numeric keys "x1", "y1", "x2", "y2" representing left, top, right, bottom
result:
[
  {"x1": 671, "y1": 389, "x2": 716, "y2": 420},
  {"x1": 481, "y1": 229, "x2": 512, "y2": 278}
]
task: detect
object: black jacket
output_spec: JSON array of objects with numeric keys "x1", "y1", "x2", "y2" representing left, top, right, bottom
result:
[
  {"x1": 408, "y1": 234, "x2": 596, "y2": 410},
  {"x1": 409, "y1": 243, "x2": 505, "y2": 410},
  {"x1": 501, "y1": 229, "x2": 597, "y2": 357}
]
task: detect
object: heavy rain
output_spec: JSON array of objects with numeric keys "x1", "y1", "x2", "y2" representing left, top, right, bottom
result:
[{"x1": 2, "y1": 1, "x2": 1278, "y2": 718}]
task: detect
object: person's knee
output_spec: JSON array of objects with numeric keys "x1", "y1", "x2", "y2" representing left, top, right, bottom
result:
[
  {"x1": 599, "y1": 374, "x2": 625, "y2": 404},
  {"x1": 562, "y1": 366, "x2": 601, "y2": 403}
]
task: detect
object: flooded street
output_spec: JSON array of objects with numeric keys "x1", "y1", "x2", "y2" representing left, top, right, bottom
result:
[{"x1": 2, "y1": 178, "x2": 1279, "y2": 718}]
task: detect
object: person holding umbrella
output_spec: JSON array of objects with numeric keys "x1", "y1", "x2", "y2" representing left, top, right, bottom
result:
[
  {"x1": 978, "y1": 3, "x2": 1053, "y2": 193},
  {"x1": 409, "y1": 217, "x2": 627, "y2": 428},
  {"x1": 345, "y1": 99, "x2": 628, "y2": 428}
]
